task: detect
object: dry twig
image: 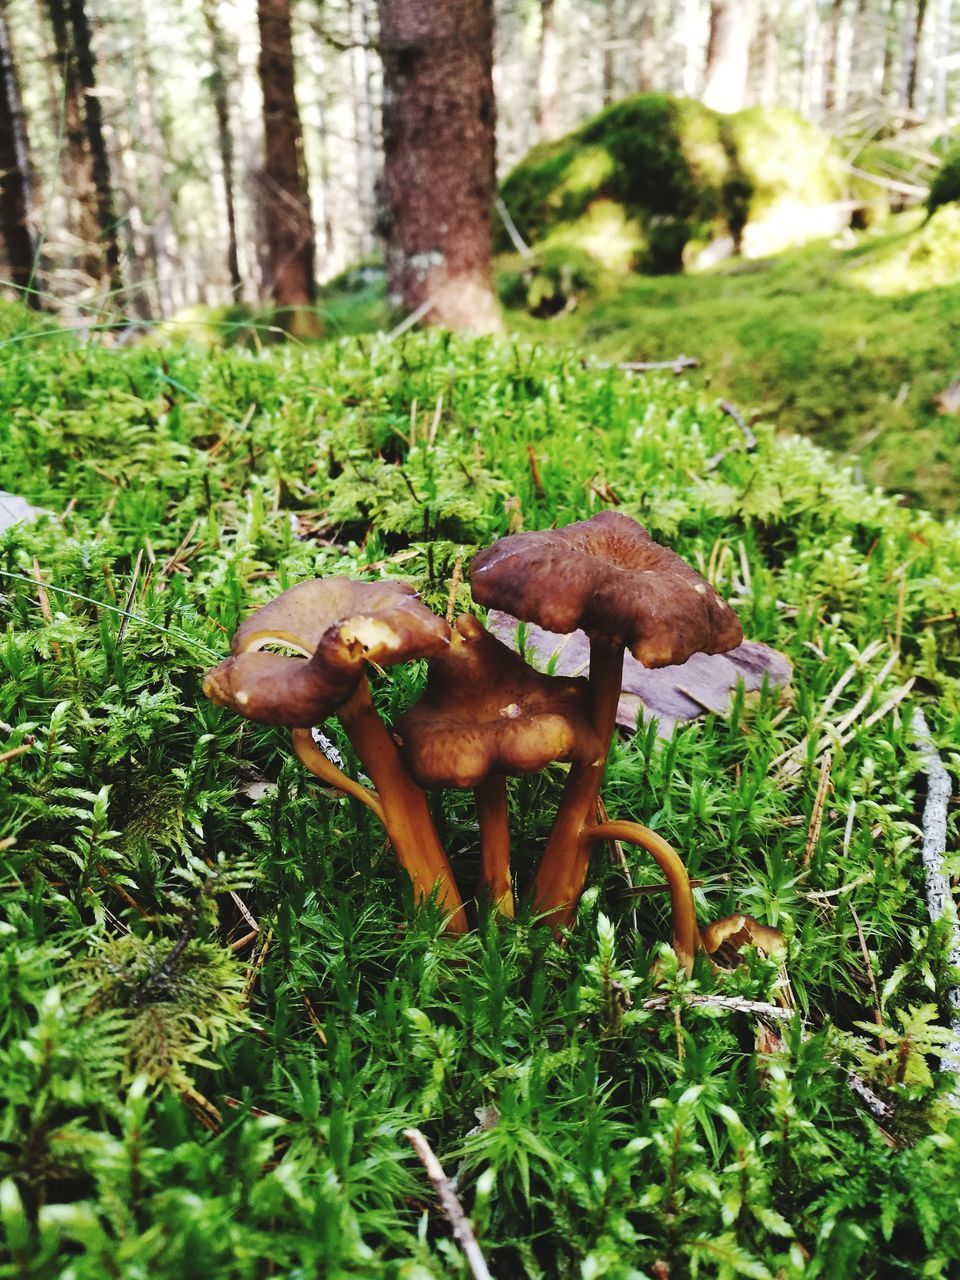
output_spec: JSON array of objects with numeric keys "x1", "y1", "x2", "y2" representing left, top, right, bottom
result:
[{"x1": 404, "y1": 1128, "x2": 493, "y2": 1280}]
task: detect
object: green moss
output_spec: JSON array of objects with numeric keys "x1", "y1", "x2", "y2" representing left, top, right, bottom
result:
[
  {"x1": 497, "y1": 243, "x2": 608, "y2": 316},
  {"x1": 500, "y1": 219, "x2": 960, "y2": 515},
  {"x1": 498, "y1": 94, "x2": 735, "y2": 267},
  {"x1": 927, "y1": 149, "x2": 960, "y2": 215},
  {"x1": 499, "y1": 95, "x2": 883, "y2": 278}
]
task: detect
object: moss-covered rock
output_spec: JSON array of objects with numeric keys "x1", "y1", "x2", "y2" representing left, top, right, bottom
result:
[
  {"x1": 927, "y1": 149, "x2": 960, "y2": 216},
  {"x1": 497, "y1": 244, "x2": 607, "y2": 316},
  {"x1": 498, "y1": 95, "x2": 899, "y2": 283},
  {"x1": 497, "y1": 95, "x2": 734, "y2": 274}
]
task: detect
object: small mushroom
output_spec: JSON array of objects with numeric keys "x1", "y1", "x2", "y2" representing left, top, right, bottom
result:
[
  {"x1": 395, "y1": 614, "x2": 602, "y2": 917},
  {"x1": 204, "y1": 578, "x2": 467, "y2": 931},
  {"x1": 471, "y1": 511, "x2": 742, "y2": 933},
  {"x1": 701, "y1": 914, "x2": 786, "y2": 969}
]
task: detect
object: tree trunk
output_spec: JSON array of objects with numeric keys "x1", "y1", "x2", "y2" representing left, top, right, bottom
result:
[
  {"x1": 537, "y1": 0, "x2": 562, "y2": 141},
  {"x1": 378, "y1": 0, "x2": 501, "y2": 334},
  {"x1": 256, "y1": 0, "x2": 317, "y2": 312},
  {"x1": 46, "y1": 0, "x2": 98, "y2": 281},
  {"x1": 602, "y1": 0, "x2": 617, "y2": 106},
  {"x1": 0, "y1": 0, "x2": 39, "y2": 303},
  {"x1": 932, "y1": 0, "x2": 951, "y2": 118},
  {"x1": 635, "y1": 2, "x2": 656, "y2": 92},
  {"x1": 881, "y1": 0, "x2": 899, "y2": 98},
  {"x1": 823, "y1": 0, "x2": 844, "y2": 113},
  {"x1": 905, "y1": 0, "x2": 928, "y2": 108},
  {"x1": 703, "y1": 0, "x2": 758, "y2": 112},
  {"x1": 757, "y1": 0, "x2": 782, "y2": 105},
  {"x1": 67, "y1": 0, "x2": 122, "y2": 292},
  {"x1": 203, "y1": 0, "x2": 242, "y2": 294}
]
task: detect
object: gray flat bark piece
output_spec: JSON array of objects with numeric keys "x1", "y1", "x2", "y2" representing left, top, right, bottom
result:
[
  {"x1": 0, "y1": 492, "x2": 49, "y2": 532},
  {"x1": 486, "y1": 610, "x2": 791, "y2": 737}
]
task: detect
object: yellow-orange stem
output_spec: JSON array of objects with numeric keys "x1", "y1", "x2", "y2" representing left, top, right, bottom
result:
[
  {"x1": 337, "y1": 680, "x2": 467, "y2": 933},
  {"x1": 528, "y1": 639, "x2": 624, "y2": 932},
  {"x1": 583, "y1": 821, "x2": 700, "y2": 972},
  {"x1": 291, "y1": 728, "x2": 385, "y2": 823},
  {"x1": 475, "y1": 775, "x2": 514, "y2": 917}
]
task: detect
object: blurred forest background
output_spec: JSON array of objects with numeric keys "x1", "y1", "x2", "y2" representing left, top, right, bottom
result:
[{"x1": 0, "y1": 0, "x2": 956, "y2": 320}]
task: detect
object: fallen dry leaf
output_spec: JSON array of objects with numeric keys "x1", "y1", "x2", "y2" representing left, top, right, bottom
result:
[{"x1": 486, "y1": 610, "x2": 791, "y2": 736}]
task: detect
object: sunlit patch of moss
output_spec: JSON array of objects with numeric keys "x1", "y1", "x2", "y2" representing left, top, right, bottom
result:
[
  {"x1": 500, "y1": 224, "x2": 960, "y2": 515},
  {"x1": 544, "y1": 199, "x2": 644, "y2": 272},
  {"x1": 847, "y1": 206, "x2": 960, "y2": 295},
  {"x1": 555, "y1": 145, "x2": 616, "y2": 199},
  {"x1": 926, "y1": 148, "x2": 960, "y2": 215}
]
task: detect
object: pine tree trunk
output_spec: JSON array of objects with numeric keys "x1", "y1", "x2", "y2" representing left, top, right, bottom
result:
[
  {"x1": 256, "y1": 0, "x2": 316, "y2": 312},
  {"x1": 537, "y1": 0, "x2": 562, "y2": 141},
  {"x1": 378, "y1": 0, "x2": 501, "y2": 333},
  {"x1": 823, "y1": 0, "x2": 844, "y2": 113},
  {"x1": 881, "y1": 0, "x2": 899, "y2": 98},
  {"x1": 47, "y1": 0, "x2": 99, "y2": 281},
  {"x1": 67, "y1": 0, "x2": 122, "y2": 292},
  {"x1": 203, "y1": 0, "x2": 242, "y2": 294},
  {"x1": 905, "y1": 0, "x2": 928, "y2": 108},
  {"x1": 0, "y1": 0, "x2": 39, "y2": 303},
  {"x1": 635, "y1": 2, "x2": 656, "y2": 92},
  {"x1": 932, "y1": 0, "x2": 951, "y2": 117},
  {"x1": 757, "y1": 0, "x2": 782, "y2": 105},
  {"x1": 703, "y1": 0, "x2": 758, "y2": 112}
]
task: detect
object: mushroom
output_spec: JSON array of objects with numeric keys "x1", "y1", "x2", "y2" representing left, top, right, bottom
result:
[
  {"x1": 204, "y1": 577, "x2": 468, "y2": 932},
  {"x1": 395, "y1": 613, "x2": 602, "y2": 917},
  {"x1": 701, "y1": 914, "x2": 786, "y2": 968},
  {"x1": 471, "y1": 511, "x2": 742, "y2": 934}
]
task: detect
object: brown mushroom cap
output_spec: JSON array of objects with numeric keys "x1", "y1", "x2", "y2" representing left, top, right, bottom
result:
[
  {"x1": 203, "y1": 577, "x2": 450, "y2": 727},
  {"x1": 395, "y1": 614, "x2": 603, "y2": 790},
  {"x1": 701, "y1": 913, "x2": 786, "y2": 968},
  {"x1": 470, "y1": 510, "x2": 742, "y2": 668}
]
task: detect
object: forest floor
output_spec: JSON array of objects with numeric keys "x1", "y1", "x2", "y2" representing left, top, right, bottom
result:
[
  {"x1": 1, "y1": 319, "x2": 960, "y2": 1276},
  {"x1": 318, "y1": 209, "x2": 960, "y2": 517}
]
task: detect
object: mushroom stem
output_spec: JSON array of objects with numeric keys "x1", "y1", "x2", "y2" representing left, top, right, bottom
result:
[
  {"x1": 291, "y1": 728, "x2": 385, "y2": 823},
  {"x1": 583, "y1": 821, "x2": 700, "y2": 973},
  {"x1": 528, "y1": 638, "x2": 625, "y2": 932},
  {"x1": 335, "y1": 678, "x2": 468, "y2": 934},
  {"x1": 475, "y1": 775, "x2": 514, "y2": 917}
]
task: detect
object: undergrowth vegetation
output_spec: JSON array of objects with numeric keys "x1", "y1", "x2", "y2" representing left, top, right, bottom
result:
[{"x1": 1, "y1": 318, "x2": 960, "y2": 1277}]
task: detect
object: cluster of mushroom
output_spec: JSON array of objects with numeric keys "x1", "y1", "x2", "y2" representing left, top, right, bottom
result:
[{"x1": 204, "y1": 511, "x2": 770, "y2": 970}]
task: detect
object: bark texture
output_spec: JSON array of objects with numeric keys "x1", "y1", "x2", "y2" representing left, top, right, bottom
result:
[
  {"x1": 378, "y1": 0, "x2": 501, "y2": 333},
  {"x1": 537, "y1": 0, "x2": 562, "y2": 141},
  {"x1": 0, "y1": 0, "x2": 38, "y2": 301},
  {"x1": 203, "y1": 0, "x2": 242, "y2": 293},
  {"x1": 703, "y1": 0, "x2": 758, "y2": 112},
  {"x1": 257, "y1": 0, "x2": 316, "y2": 309},
  {"x1": 67, "y1": 0, "x2": 122, "y2": 290}
]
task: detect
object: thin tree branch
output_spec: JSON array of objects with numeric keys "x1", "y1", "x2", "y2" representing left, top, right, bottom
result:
[{"x1": 404, "y1": 1128, "x2": 493, "y2": 1280}]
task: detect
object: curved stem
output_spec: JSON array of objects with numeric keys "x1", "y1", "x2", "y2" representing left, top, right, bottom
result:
[
  {"x1": 291, "y1": 728, "x2": 385, "y2": 823},
  {"x1": 336, "y1": 678, "x2": 468, "y2": 934},
  {"x1": 475, "y1": 775, "x2": 514, "y2": 917},
  {"x1": 583, "y1": 821, "x2": 701, "y2": 973},
  {"x1": 528, "y1": 638, "x2": 624, "y2": 933}
]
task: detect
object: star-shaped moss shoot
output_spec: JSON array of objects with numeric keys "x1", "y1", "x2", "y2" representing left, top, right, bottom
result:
[
  {"x1": 471, "y1": 511, "x2": 742, "y2": 934},
  {"x1": 204, "y1": 577, "x2": 467, "y2": 932},
  {"x1": 395, "y1": 614, "x2": 602, "y2": 916}
]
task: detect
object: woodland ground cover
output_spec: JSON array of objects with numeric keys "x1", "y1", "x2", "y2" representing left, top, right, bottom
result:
[{"x1": 1, "y1": 315, "x2": 960, "y2": 1276}]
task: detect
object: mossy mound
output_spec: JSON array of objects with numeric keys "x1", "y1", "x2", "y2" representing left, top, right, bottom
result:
[
  {"x1": 498, "y1": 95, "x2": 886, "y2": 281},
  {"x1": 497, "y1": 243, "x2": 608, "y2": 316},
  {"x1": 927, "y1": 149, "x2": 960, "y2": 216},
  {"x1": 498, "y1": 95, "x2": 733, "y2": 274},
  {"x1": 847, "y1": 205, "x2": 960, "y2": 295}
]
